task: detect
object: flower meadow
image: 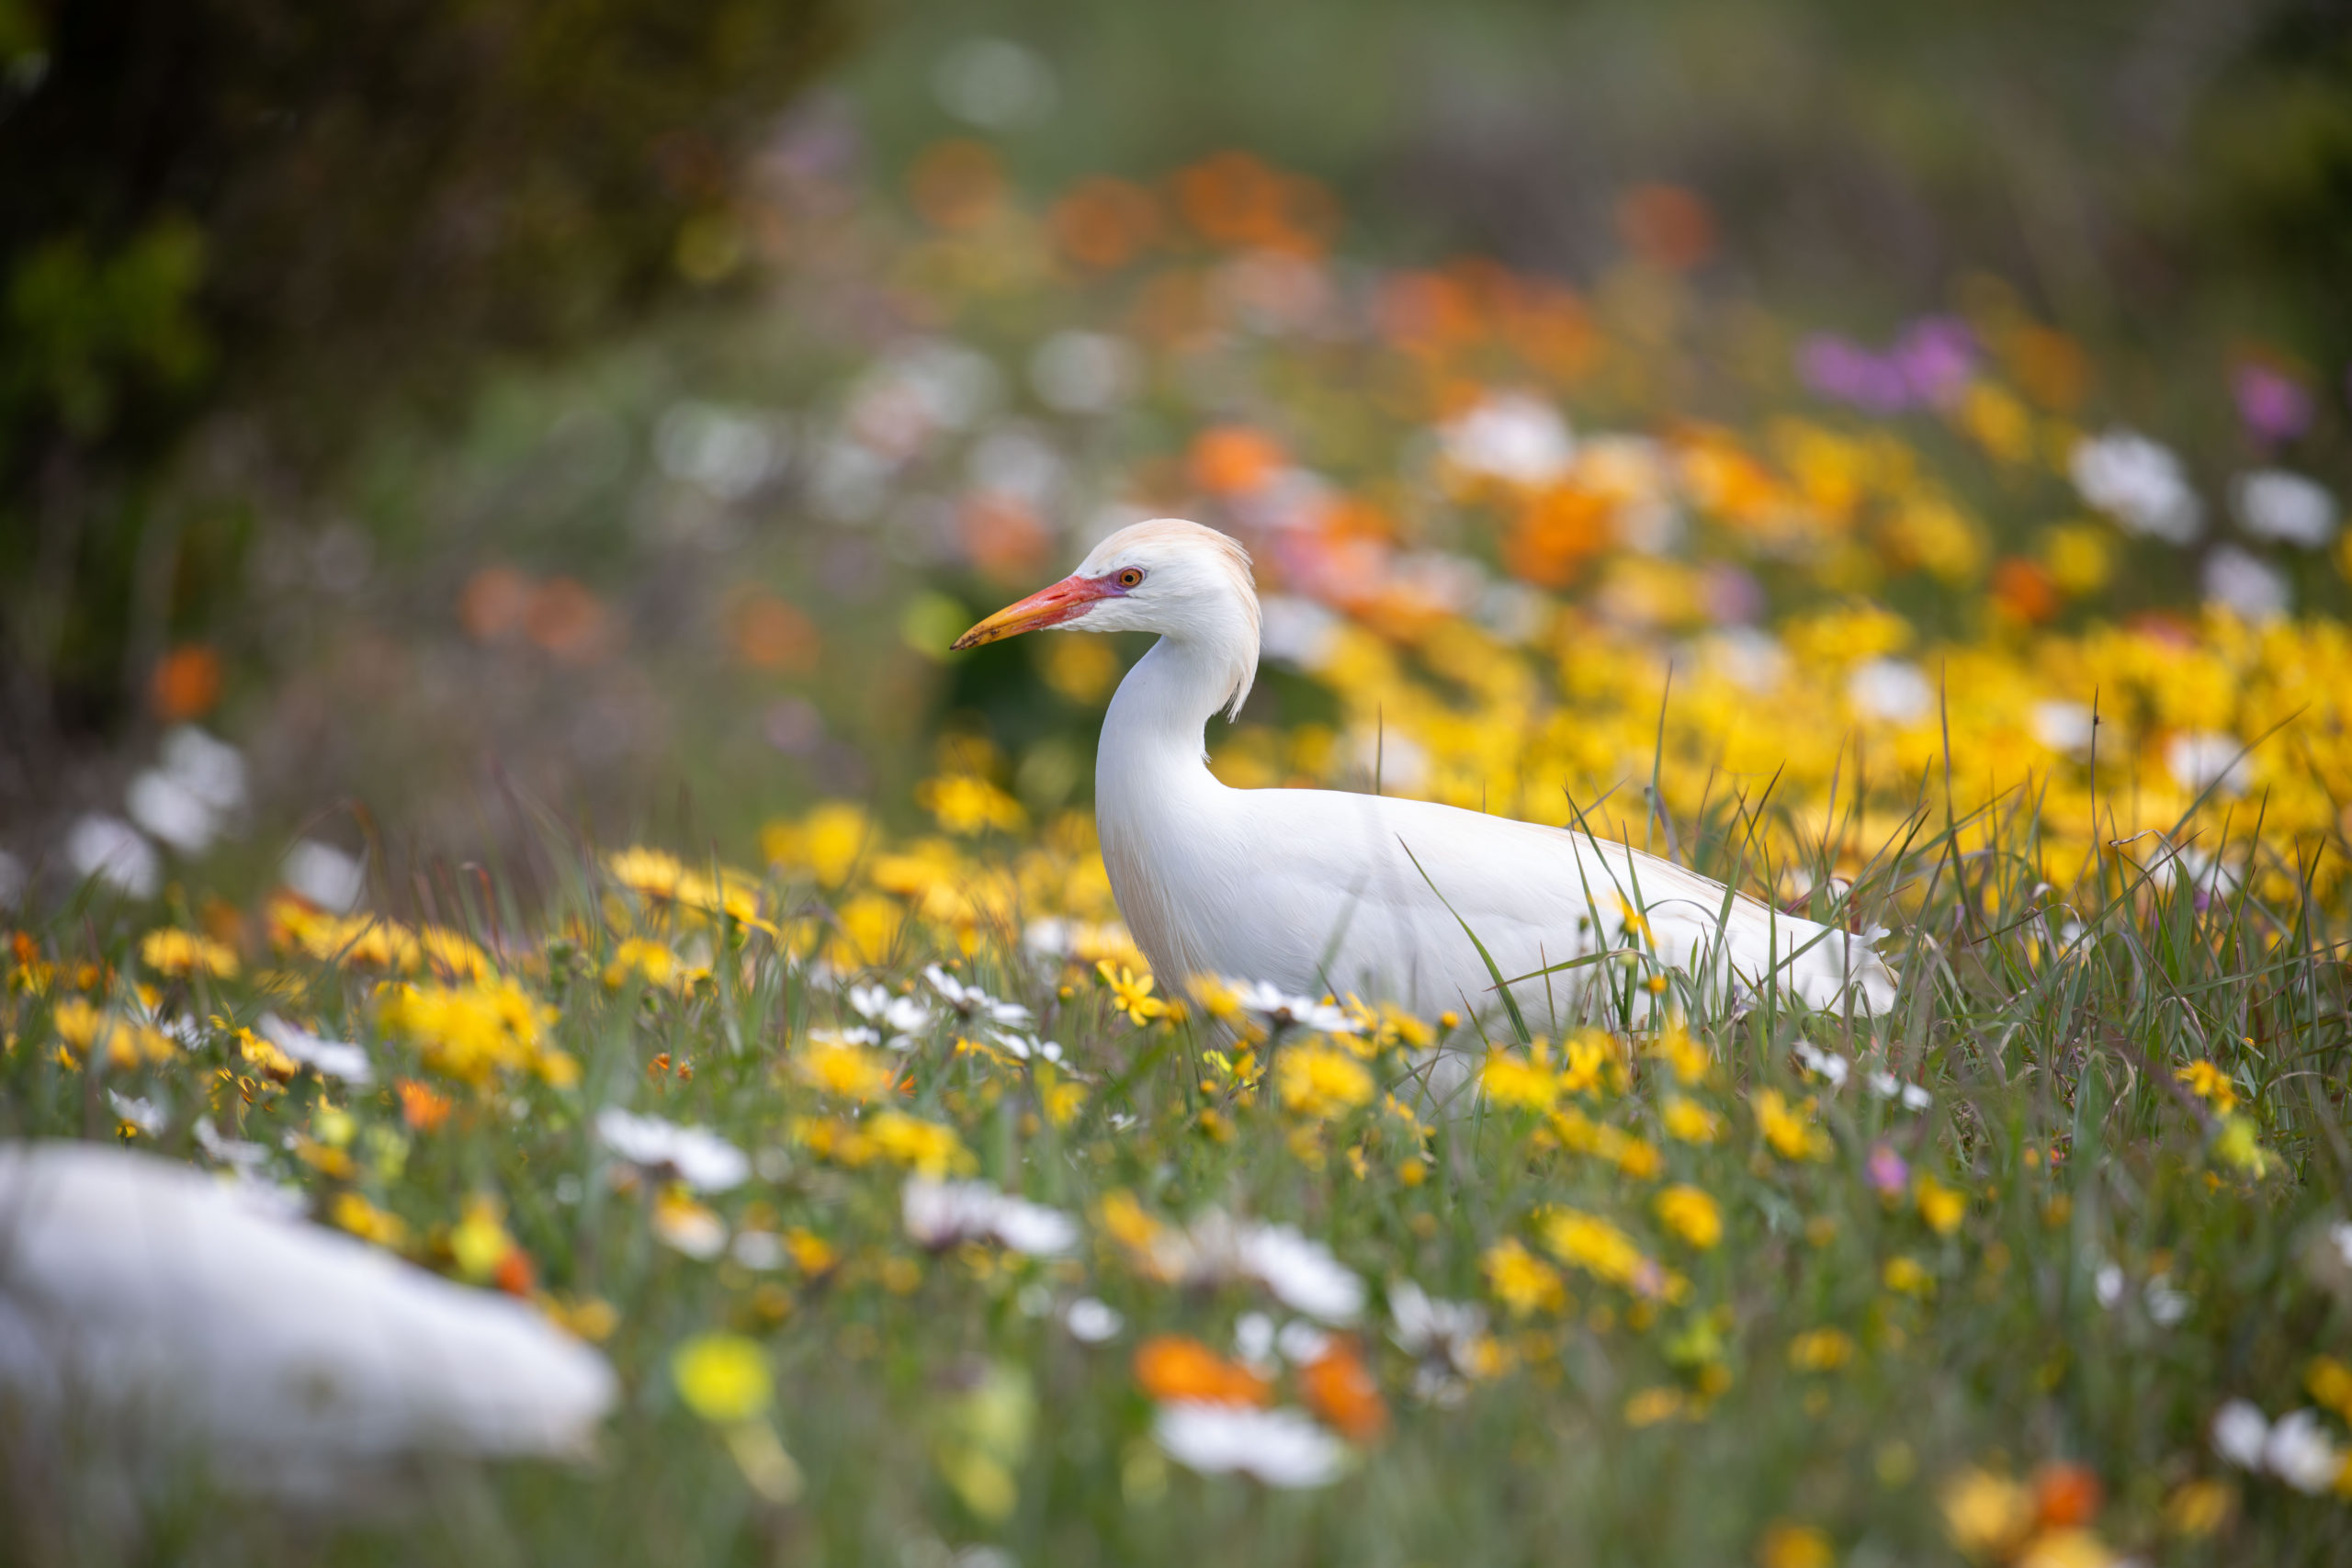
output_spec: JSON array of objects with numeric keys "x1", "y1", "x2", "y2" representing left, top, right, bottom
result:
[{"x1": 12, "y1": 143, "x2": 2352, "y2": 1565}]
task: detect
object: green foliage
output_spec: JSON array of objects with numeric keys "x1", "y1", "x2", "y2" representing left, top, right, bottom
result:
[{"x1": 0, "y1": 0, "x2": 852, "y2": 742}]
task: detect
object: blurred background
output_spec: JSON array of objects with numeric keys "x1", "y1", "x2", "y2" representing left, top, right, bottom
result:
[{"x1": 4, "y1": 0, "x2": 2349, "y2": 908}]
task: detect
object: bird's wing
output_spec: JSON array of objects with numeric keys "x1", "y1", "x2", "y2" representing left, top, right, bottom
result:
[{"x1": 1202, "y1": 790, "x2": 1892, "y2": 1015}]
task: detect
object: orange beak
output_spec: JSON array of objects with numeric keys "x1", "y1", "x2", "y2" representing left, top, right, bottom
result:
[{"x1": 950, "y1": 574, "x2": 1114, "y2": 650}]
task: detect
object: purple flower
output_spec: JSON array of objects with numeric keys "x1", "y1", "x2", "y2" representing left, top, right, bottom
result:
[
  {"x1": 2233, "y1": 364, "x2": 2311, "y2": 446},
  {"x1": 1866, "y1": 1142, "x2": 1909, "y2": 1198},
  {"x1": 1799, "y1": 318, "x2": 1974, "y2": 415},
  {"x1": 1893, "y1": 317, "x2": 1975, "y2": 409}
]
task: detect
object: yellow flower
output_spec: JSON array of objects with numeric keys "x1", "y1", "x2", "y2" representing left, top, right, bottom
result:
[
  {"x1": 673, "y1": 1333, "x2": 773, "y2": 1424},
  {"x1": 1650, "y1": 1021, "x2": 1713, "y2": 1086},
  {"x1": 1095, "y1": 961, "x2": 1167, "y2": 1025},
  {"x1": 864, "y1": 1111, "x2": 970, "y2": 1177},
  {"x1": 1482, "y1": 1237, "x2": 1567, "y2": 1316},
  {"x1": 762, "y1": 800, "x2": 871, "y2": 886},
  {"x1": 2161, "y1": 1478, "x2": 2233, "y2": 1538},
  {"x1": 795, "y1": 1036, "x2": 898, "y2": 1101},
  {"x1": 1883, "y1": 1256, "x2": 1934, "y2": 1296},
  {"x1": 1662, "y1": 1095, "x2": 1725, "y2": 1144},
  {"x1": 916, "y1": 773, "x2": 1026, "y2": 836},
  {"x1": 1481, "y1": 1047, "x2": 1560, "y2": 1112},
  {"x1": 1755, "y1": 1089, "x2": 1833, "y2": 1161},
  {"x1": 2211, "y1": 1113, "x2": 2275, "y2": 1178},
  {"x1": 2013, "y1": 1529, "x2": 2114, "y2": 1568},
  {"x1": 605, "y1": 847, "x2": 766, "y2": 931},
  {"x1": 1914, "y1": 1174, "x2": 1967, "y2": 1235},
  {"x1": 1277, "y1": 1041, "x2": 1374, "y2": 1119},
  {"x1": 1558, "y1": 1029, "x2": 1625, "y2": 1096},
  {"x1": 1550, "y1": 1106, "x2": 1663, "y2": 1179},
  {"x1": 1624, "y1": 1386, "x2": 1686, "y2": 1427},
  {"x1": 1655, "y1": 1184, "x2": 1723, "y2": 1249},
  {"x1": 376, "y1": 976, "x2": 572, "y2": 1088},
  {"x1": 1788, "y1": 1327, "x2": 1856, "y2": 1371},
  {"x1": 1037, "y1": 1065, "x2": 1087, "y2": 1128},
  {"x1": 332, "y1": 1191, "x2": 409, "y2": 1250},
  {"x1": 1539, "y1": 1207, "x2": 1686, "y2": 1301},
  {"x1": 2175, "y1": 1058, "x2": 2238, "y2": 1113},
  {"x1": 449, "y1": 1195, "x2": 515, "y2": 1281},
  {"x1": 1940, "y1": 1468, "x2": 2036, "y2": 1557},
  {"x1": 603, "y1": 937, "x2": 680, "y2": 990},
  {"x1": 139, "y1": 929, "x2": 239, "y2": 979},
  {"x1": 1756, "y1": 1521, "x2": 1835, "y2": 1568},
  {"x1": 51, "y1": 998, "x2": 173, "y2": 1069}
]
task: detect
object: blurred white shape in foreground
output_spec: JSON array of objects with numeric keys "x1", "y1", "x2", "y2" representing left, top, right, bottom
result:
[{"x1": 0, "y1": 1142, "x2": 615, "y2": 1501}]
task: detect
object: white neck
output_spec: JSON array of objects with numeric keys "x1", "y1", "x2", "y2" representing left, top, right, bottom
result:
[{"x1": 1092, "y1": 630, "x2": 1253, "y2": 989}]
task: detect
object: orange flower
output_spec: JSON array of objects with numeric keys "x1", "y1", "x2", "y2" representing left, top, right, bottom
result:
[
  {"x1": 150, "y1": 644, "x2": 221, "y2": 721},
  {"x1": 2031, "y1": 1462, "x2": 2103, "y2": 1529},
  {"x1": 1188, "y1": 425, "x2": 1285, "y2": 498},
  {"x1": 1132, "y1": 1334, "x2": 1271, "y2": 1407},
  {"x1": 1614, "y1": 183, "x2": 1714, "y2": 272},
  {"x1": 492, "y1": 1247, "x2": 537, "y2": 1298},
  {"x1": 909, "y1": 139, "x2": 1004, "y2": 231},
  {"x1": 396, "y1": 1077, "x2": 454, "y2": 1133},
  {"x1": 1300, "y1": 1341, "x2": 1388, "y2": 1442},
  {"x1": 1049, "y1": 176, "x2": 1162, "y2": 271}
]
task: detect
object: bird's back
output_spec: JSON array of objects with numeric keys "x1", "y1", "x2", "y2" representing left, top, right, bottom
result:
[{"x1": 1108, "y1": 781, "x2": 1893, "y2": 1023}]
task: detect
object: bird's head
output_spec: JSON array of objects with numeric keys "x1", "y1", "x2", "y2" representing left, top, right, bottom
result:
[{"x1": 951, "y1": 517, "x2": 1262, "y2": 716}]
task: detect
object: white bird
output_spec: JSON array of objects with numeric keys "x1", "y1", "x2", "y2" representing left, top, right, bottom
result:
[
  {"x1": 954, "y1": 518, "x2": 1893, "y2": 1025},
  {"x1": 0, "y1": 1141, "x2": 616, "y2": 1503}
]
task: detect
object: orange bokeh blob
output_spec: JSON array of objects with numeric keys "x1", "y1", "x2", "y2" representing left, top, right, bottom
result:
[
  {"x1": 459, "y1": 566, "x2": 536, "y2": 643},
  {"x1": 396, "y1": 1077, "x2": 454, "y2": 1134},
  {"x1": 150, "y1": 644, "x2": 222, "y2": 722},
  {"x1": 728, "y1": 592, "x2": 821, "y2": 673},
  {"x1": 909, "y1": 140, "x2": 1005, "y2": 231},
  {"x1": 525, "y1": 577, "x2": 610, "y2": 663},
  {"x1": 1299, "y1": 1341, "x2": 1388, "y2": 1441},
  {"x1": 1507, "y1": 281, "x2": 1600, "y2": 382},
  {"x1": 1374, "y1": 272, "x2": 1479, "y2": 355},
  {"x1": 2031, "y1": 1462, "x2": 2104, "y2": 1529},
  {"x1": 1049, "y1": 176, "x2": 1163, "y2": 271},
  {"x1": 1171, "y1": 152, "x2": 1335, "y2": 256},
  {"x1": 2008, "y1": 326, "x2": 2088, "y2": 412},
  {"x1": 1615, "y1": 183, "x2": 1715, "y2": 273},
  {"x1": 1505, "y1": 484, "x2": 1612, "y2": 589},
  {"x1": 1188, "y1": 425, "x2": 1286, "y2": 497},
  {"x1": 960, "y1": 494, "x2": 1053, "y2": 583},
  {"x1": 1131, "y1": 1334, "x2": 1272, "y2": 1407},
  {"x1": 1990, "y1": 557, "x2": 2059, "y2": 624}
]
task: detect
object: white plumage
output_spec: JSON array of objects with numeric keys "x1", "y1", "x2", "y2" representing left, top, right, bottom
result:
[
  {"x1": 0, "y1": 1141, "x2": 615, "y2": 1502},
  {"x1": 955, "y1": 518, "x2": 1894, "y2": 1023}
]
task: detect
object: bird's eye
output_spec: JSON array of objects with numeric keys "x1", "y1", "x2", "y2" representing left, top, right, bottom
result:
[{"x1": 1116, "y1": 568, "x2": 1145, "y2": 589}]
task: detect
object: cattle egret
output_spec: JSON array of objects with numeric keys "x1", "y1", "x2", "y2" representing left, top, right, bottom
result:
[
  {"x1": 954, "y1": 518, "x2": 1894, "y2": 1022},
  {"x1": 0, "y1": 1141, "x2": 616, "y2": 1502}
]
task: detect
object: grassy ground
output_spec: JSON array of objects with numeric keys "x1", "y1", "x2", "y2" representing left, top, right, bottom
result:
[
  {"x1": 6, "y1": 768, "x2": 2352, "y2": 1565},
  {"x1": 10, "y1": 126, "x2": 2352, "y2": 1566}
]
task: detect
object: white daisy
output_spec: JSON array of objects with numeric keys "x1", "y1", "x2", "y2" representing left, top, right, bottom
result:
[
  {"x1": 1152, "y1": 1403, "x2": 1347, "y2": 1489},
  {"x1": 259, "y1": 1013, "x2": 375, "y2": 1085},
  {"x1": 923, "y1": 964, "x2": 1034, "y2": 1029},
  {"x1": 593, "y1": 1108, "x2": 749, "y2": 1192},
  {"x1": 900, "y1": 1177, "x2": 1078, "y2": 1257}
]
